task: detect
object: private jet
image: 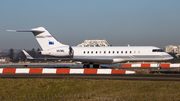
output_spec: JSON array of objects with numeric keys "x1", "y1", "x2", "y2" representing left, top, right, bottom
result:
[{"x1": 8, "y1": 27, "x2": 173, "y2": 68}]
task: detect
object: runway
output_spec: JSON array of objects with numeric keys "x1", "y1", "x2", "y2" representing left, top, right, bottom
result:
[{"x1": 0, "y1": 74, "x2": 180, "y2": 81}]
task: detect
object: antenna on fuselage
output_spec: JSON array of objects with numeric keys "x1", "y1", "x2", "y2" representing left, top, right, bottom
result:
[{"x1": 127, "y1": 44, "x2": 130, "y2": 47}]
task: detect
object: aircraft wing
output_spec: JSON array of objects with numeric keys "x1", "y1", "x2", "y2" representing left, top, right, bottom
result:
[
  {"x1": 22, "y1": 50, "x2": 61, "y2": 60},
  {"x1": 22, "y1": 50, "x2": 123, "y2": 64},
  {"x1": 22, "y1": 50, "x2": 33, "y2": 59},
  {"x1": 63, "y1": 58, "x2": 113, "y2": 64}
]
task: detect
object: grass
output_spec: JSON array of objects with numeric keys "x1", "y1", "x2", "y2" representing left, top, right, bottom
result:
[
  {"x1": 136, "y1": 70, "x2": 151, "y2": 74},
  {"x1": 0, "y1": 79, "x2": 180, "y2": 101}
]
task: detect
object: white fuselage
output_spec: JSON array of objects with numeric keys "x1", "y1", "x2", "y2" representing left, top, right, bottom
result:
[
  {"x1": 72, "y1": 46, "x2": 172, "y2": 61},
  {"x1": 46, "y1": 46, "x2": 173, "y2": 64}
]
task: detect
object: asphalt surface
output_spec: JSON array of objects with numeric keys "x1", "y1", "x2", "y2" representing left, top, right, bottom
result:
[{"x1": 0, "y1": 74, "x2": 180, "y2": 81}]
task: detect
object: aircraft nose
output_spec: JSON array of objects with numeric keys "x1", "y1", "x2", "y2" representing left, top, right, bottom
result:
[
  {"x1": 170, "y1": 55, "x2": 173, "y2": 59},
  {"x1": 168, "y1": 56, "x2": 174, "y2": 60},
  {"x1": 163, "y1": 54, "x2": 173, "y2": 60}
]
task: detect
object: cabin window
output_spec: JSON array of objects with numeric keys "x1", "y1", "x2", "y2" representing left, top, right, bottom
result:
[
  {"x1": 117, "y1": 51, "x2": 119, "y2": 54},
  {"x1": 84, "y1": 51, "x2": 85, "y2": 54},
  {"x1": 100, "y1": 51, "x2": 101, "y2": 54},
  {"x1": 109, "y1": 51, "x2": 111, "y2": 54},
  {"x1": 130, "y1": 51, "x2": 132, "y2": 54},
  {"x1": 113, "y1": 51, "x2": 114, "y2": 54},
  {"x1": 138, "y1": 51, "x2": 140, "y2": 53},
  {"x1": 134, "y1": 51, "x2": 136, "y2": 54},
  {"x1": 125, "y1": 51, "x2": 127, "y2": 54},
  {"x1": 87, "y1": 51, "x2": 89, "y2": 54},
  {"x1": 121, "y1": 51, "x2": 123, "y2": 54},
  {"x1": 104, "y1": 51, "x2": 106, "y2": 54},
  {"x1": 91, "y1": 51, "x2": 93, "y2": 54},
  {"x1": 96, "y1": 51, "x2": 98, "y2": 54},
  {"x1": 152, "y1": 49, "x2": 164, "y2": 52}
]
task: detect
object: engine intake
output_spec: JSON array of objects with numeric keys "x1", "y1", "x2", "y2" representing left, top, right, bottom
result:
[{"x1": 39, "y1": 46, "x2": 73, "y2": 57}]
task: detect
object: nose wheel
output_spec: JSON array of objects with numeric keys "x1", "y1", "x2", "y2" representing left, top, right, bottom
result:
[
  {"x1": 158, "y1": 62, "x2": 161, "y2": 69},
  {"x1": 83, "y1": 64, "x2": 100, "y2": 68}
]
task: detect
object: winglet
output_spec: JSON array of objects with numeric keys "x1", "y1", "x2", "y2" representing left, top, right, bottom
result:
[{"x1": 22, "y1": 50, "x2": 34, "y2": 59}]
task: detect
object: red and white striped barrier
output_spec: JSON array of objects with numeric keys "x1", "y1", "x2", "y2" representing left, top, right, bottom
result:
[
  {"x1": 121, "y1": 64, "x2": 158, "y2": 67},
  {"x1": 160, "y1": 64, "x2": 180, "y2": 67},
  {"x1": 121, "y1": 64, "x2": 180, "y2": 67},
  {"x1": 0, "y1": 68, "x2": 135, "y2": 74}
]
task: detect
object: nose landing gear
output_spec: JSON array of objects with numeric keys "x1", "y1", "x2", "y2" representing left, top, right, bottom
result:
[{"x1": 83, "y1": 64, "x2": 100, "y2": 68}]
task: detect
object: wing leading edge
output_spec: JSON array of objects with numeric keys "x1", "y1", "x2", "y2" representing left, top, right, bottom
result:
[{"x1": 22, "y1": 50, "x2": 125, "y2": 64}]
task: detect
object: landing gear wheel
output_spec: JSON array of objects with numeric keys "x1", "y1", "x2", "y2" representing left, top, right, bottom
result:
[
  {"x1": 158, "y1": 62, "x2": 161, "y2": 69},
  {"x1": 83, "y1": 64, "x2": 90, "y2": 68},
  {"x1": 93, "y1": 64, "x2": 100, "y2": 68}
]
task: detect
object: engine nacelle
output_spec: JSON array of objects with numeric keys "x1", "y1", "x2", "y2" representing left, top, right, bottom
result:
[{"x1": 39, "y1": 46, "x2": 73, "y2": 57}]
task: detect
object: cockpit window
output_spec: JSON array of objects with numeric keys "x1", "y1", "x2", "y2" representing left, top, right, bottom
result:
[{"x1": 152, "y1": 49, "x2": 164, "y2": 52}]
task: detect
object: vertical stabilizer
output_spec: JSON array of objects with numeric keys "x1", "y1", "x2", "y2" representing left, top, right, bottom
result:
[{"x1": 8, "y1": 27, "x2": 68, "y2": 50}]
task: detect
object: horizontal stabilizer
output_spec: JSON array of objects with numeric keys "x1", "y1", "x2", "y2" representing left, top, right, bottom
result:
[{"x1": 7, "y1": 27, "x2": 45, "y2": 32}]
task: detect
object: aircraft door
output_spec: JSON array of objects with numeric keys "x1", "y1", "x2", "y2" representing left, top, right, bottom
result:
[{"x1": 69, "y1": 46, "x2": 74, "y2": 56}]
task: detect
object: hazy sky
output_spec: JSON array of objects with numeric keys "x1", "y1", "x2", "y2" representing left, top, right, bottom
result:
[{"x1": 1, "y1": 0, "x2": 180, "y2": 50}]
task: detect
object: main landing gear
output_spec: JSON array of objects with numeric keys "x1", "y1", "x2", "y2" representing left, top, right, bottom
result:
[
  {"x1": 83, "y1": 64, "x2": 90, "y2": 68},
  {"x1": 93, "y1": 64, "x2": 100, "y2": 68},
  {"x1": 83, "y1": 64, "x2": 100, "y2": 68}
]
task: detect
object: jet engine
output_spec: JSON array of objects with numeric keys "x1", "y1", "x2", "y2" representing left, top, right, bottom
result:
[{"x1": 39, "y1": 46, "x2": 73, "y2": 57}]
